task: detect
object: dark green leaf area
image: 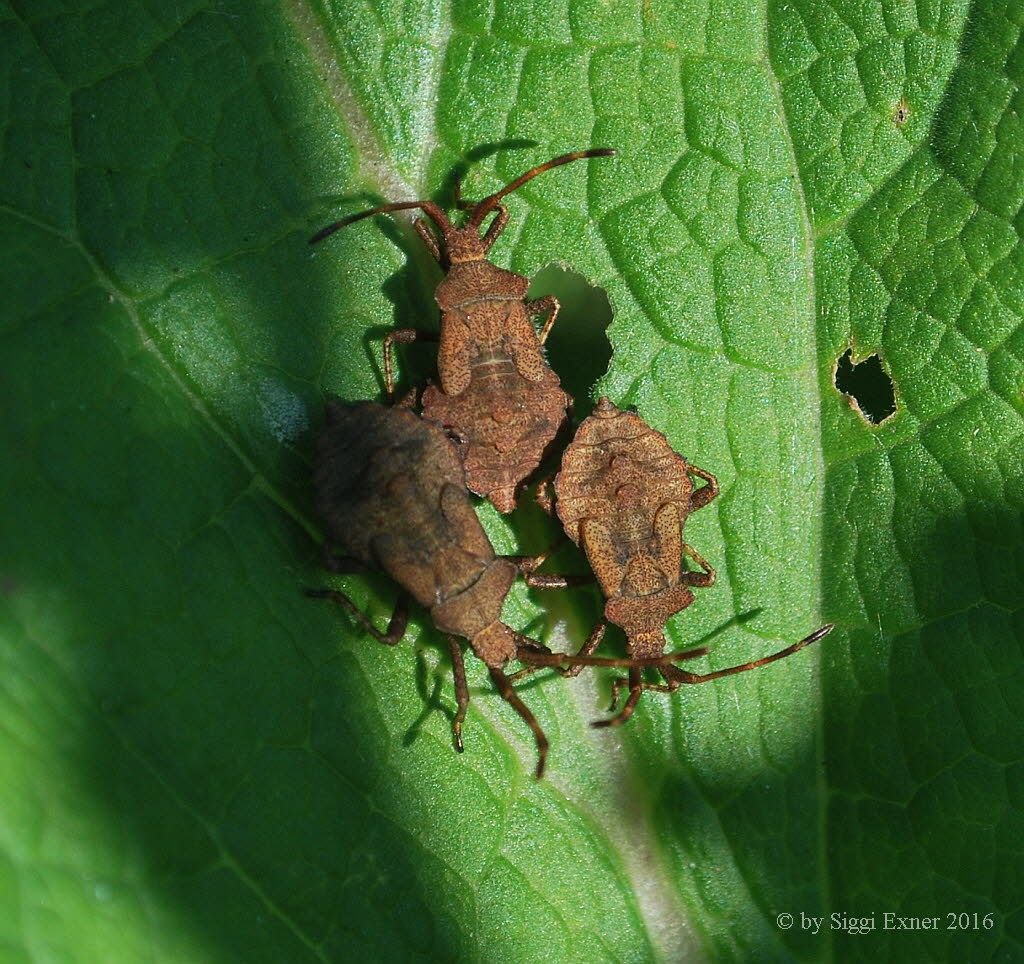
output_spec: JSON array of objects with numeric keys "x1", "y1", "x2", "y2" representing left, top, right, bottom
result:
[{"x1": 2, "y1": 236, "x2": 653, "y2": 960}]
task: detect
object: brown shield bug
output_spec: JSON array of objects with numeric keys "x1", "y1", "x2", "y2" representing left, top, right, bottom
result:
[
  {"x1": 310, "y1": 149, "x2": 615, "y2": 512},
  {"x1": 307, "y1": 399, "x2": 689, "y2": 776},
  {"x1": 533, "y1": 397, "x2": 833, "y2": 725}
]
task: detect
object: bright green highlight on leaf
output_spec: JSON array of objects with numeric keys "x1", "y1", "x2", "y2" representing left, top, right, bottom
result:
[{"x1": 2, "y1": 0, "x2": 1023, "y2": 961}]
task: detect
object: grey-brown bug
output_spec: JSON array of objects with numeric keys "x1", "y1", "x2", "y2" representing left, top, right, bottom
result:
[
  {"x1": 531, "y1": 398, "x2": 833, "y2": 725},
  {"x1": 308, "y1": 399, "x2": 699, "y2": 774},
  {"x1": 311, "y1": 150, "x2": 615, "y2": 512}
]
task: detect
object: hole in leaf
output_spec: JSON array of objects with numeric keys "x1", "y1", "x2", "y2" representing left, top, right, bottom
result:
[
  {"x1": 893, "y1": 98, "x2": 910, "y2": 126},
  {"x1": 834, "y1": 348, "x2": 896, "y2": 424},
  {"x1": 527, "y1": 265, "x2": 613, "y2": 416}
]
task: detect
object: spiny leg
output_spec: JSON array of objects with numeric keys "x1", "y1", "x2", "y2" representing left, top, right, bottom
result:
[
  {"x1": 507, "y1": 550, "x2": 599, "y2": 681},
  {"x1": 506, "y1": 631, "x2": 560, "y2": 684},
  {"x1": 555, "y1": 619, "x2": 607, "y2": 680},
  {"x1": 526, "y1": 295, "x2": 560, "y2": 345},
  {"x1": 680, "y1": 542, "x2": 716, "y2": 588},
  {"x1": 382, "y1": 328, "x2": 436, "y2": 398},
  {"x1": 305, "y1": 588, "x2": 409, "y2": 647},
  {"x1": 489, "y1": 666, "x2": 549, "y2": 779},
  {"x1": 687, "y1": 462, "x2": 719, "y2": 511},
  {"x1": 605, "y1": 645, "x2": 712, "y2": 710},
  {"x1": 507, "y1": 619, "x2": 609, "y2": 683},
  {"x1": 592, "y1": 666, "x2": 642, "y2": 728},
  {"x1": 445, "y1": 635, "x2": 469, "y2": 753},
  {"x1": 320, "y1": 543, "x2": 368, "y2": 574},
  {"x1": 507, "y1": 545, "x2": 592, "y2": 591},
  {"x1": 533, "y1": 476, "x2": 556, "y2": 516}
]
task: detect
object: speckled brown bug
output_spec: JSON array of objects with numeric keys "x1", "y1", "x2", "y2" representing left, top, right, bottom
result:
[
  {"x1": 311, "y1": 150, "x2": 615, "y2": 512},
  {"x1": 307, "y1": 399, "x2": 700, "y2": 775},
  {"x1": 529, "y1": 397, "x2": 833, "y2": 725}
]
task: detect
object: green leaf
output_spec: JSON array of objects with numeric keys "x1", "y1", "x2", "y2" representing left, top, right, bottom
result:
[{"x1": 2, "y1": 0, "x2": 1022, "y2": 961}]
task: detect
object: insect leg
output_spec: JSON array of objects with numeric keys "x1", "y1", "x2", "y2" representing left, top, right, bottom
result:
[
  {"x1": 446, "y1": 635, "x2": 469, "y2": 753},
  {"x1": 489, "y1": 666, "x2": 549, "y2": 779},
  {"x1": 680, "y1": 542, "x2": 716, "y2": 588},
  {"x1": 320, "y1": 542, "x2": 369, "y2": 574},
  {"x1": 383, "y1": 328, "x2": 436, "y2": 399},
  {"x1": 607, "y1": 674, "x2": 632, "y2": 711},
  {"x1": 592, "y1": 666, "x2": 642, "y2": 728},
  {"x1": 533, "y1": 476, "x2": 556, "y2": 515},
  {"x1": 507, "y1": 550, "x2": 596, "y2": 680},
  {"x1": 526, "y1": 295, "x2": 560, "y2": 345},
  {"x1": 603, "y1": 646, "x2": 714, "y2": 713},
  {"x1": 508, "y1": 543, "x2": 592, "y2": 590},
  {"x1": 554, "y1": 618, "x2": 607, "y2": 679},
  {"x1": 687, "y1": 462, "x2": 720, "y2": 510},
  {"x1": 509, "y1": 619, "x2": 610, "y2": 683},
  {"x1": 506, "y1": 634, "x2": 556, "y2": 684},
  {"x1": 306, "y1": 588, "x2": 410, "y2": 647},
  {"x1": 606, "y1": 639, "x2": 712, "y2": 708}
]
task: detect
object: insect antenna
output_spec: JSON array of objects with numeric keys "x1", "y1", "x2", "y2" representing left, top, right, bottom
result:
[
  {"x1": 467, "y1": 149, "x2": 616, "y2": 228},
  {"x1": 516, "y1": 648, "x2": 710, "y2": 670},
  {"x1": 673, "y1": 623, "x2": 834, "y2": 683},
  {"x1": 310, "y1": 200, "x2": 452, "y2": 244}
]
